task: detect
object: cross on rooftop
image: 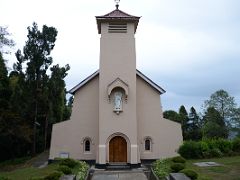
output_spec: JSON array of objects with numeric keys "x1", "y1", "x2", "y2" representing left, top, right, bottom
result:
[{"x1": 115, "y1": 0, "x2": 120, "y2": 9}]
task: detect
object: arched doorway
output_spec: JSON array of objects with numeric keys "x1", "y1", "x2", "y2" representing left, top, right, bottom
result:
[{"x1": 109, "y1": 136, "x2": 127, "y2": 162}]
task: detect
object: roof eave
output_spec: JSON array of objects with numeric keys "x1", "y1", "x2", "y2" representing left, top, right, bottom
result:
[
  {"x1": 136, "y1": 70, "x2": 166, "y2": 94},
  {"x1": 68, "y1": 70, "x2": 99, "y2": 94},
  {"x1": 69, "y1": 70, "x2": 166, "y2": 95},
  {"x1": 96, "y1": 17, "x2": 140, "y2": 34}
]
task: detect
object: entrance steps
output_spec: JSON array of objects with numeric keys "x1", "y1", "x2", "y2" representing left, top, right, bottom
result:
[{"x1": 106, "y1": 163, "x2": 131, "y2": 170}]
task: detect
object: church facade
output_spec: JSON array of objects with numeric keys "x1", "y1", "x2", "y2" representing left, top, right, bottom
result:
[{"x1": 49, "y1": 5, "x2": 182, "y2": 167}]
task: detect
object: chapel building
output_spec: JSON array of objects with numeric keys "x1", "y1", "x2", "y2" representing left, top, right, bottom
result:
[{"x1": 49, "y1": 4, "x2": 182, "y2": 168}]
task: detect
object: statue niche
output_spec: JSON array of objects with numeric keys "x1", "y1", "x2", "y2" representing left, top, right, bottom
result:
[
  {"x1": 107, "y1": 78, "x2": 128, "y2": 115},
  {"x1": 114, "y1": 91, "x2": 123, "y2": 112}
]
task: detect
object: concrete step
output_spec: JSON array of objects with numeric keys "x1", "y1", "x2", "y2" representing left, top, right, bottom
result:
[{"x1": 106, "y1": 163, "x2": 131, "y2": 170}]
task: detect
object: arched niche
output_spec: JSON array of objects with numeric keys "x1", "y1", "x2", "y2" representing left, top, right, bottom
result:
[{"x1": 107, "y1": 78, "x2": 129, "y2": 101}]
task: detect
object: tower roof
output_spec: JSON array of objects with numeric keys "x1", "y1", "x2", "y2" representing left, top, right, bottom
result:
[{"x1": 96, "y1": 8, "x2": 141, "y2": 34}]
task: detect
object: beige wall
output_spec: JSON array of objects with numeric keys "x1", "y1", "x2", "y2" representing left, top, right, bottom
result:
[
  {"x1": 49, "y1": 74, "x2": 183, "y2": 161},
  {"x1": 98, "y1": 23, "x2": 139, "y2": 164},
  {"x1": 49, "y1": 76, "x2": 99, "y2": 160},
  {"x1": 136, "y1": 76, "x2": 183, "y2": 159}
]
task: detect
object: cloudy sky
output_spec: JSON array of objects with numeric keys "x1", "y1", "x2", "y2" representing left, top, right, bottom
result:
[{"x1": 1, "y1": 0, "x2": 240, "y2": 112}]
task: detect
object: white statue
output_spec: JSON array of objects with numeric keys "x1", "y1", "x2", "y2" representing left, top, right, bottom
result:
[{"x1": 114, "y1": 91, "x2": 122, "y2": 112}]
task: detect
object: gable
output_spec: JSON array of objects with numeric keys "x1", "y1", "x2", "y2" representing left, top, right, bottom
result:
[{"x1": 68, "y1": 69, "x2": 165, "y2": 95}]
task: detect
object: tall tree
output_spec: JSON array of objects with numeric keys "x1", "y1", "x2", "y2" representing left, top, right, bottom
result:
[
  {"x1": 19, "y1": 22, "x2": 58, "y2": 155},
  {"x1": 186, "y1": 107, "x2": 202, "y2": 140},
  {"x1": 204, "y1": 89, "x2": 237, "y2": 127},
  {"x1": 202, "y1": 107, "x2": 228, "y2": 139},
  {"x1": 179, "y1": 105, "x2": 188, "y2": 140}
]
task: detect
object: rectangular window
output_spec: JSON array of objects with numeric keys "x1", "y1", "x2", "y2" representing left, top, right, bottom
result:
[{"x1": 108, "y1": 23, "x2": 127, "y2": 33}]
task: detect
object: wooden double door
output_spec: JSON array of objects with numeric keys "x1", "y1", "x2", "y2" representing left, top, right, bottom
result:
[{"x1": 109, "y1": 136, "x2": 127, "y2": 163}]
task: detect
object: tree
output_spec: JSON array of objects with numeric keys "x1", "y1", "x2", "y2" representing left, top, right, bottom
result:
[
  {"x1": 163, "y1": 110, "x2": 181, "y2": 123},
  {"x1": 18, "y1": 22, "x2": 58, "y2": 155},
  {"x1": 202, "y1": 107, "x2": 228, "y2": 139},
  {"x1": 186, "y1": 107, "x2": 202, "y2": 140},
  {"x1": 204, "y1": 89, "x2": 237, "y2": 127},
  {"x1": 0, "y1": 22, "x2": 70, "y2": 161},
  {"x1": 179, "y1": 105, "x2": 189, "y2": 140},
  {"x1": 63, "y1": 95, "x2": 74, "y2": 121},
  {"x1": 0, "y1": 26, "x2": 15, "y2": 53},
  {"x1": 0, "y1": 52, "x2": 10, "y2": 108}
]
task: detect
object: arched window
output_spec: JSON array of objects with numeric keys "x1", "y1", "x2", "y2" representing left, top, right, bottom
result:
[
  {"x1": 145, "y1": 139, "x2": 151, "y2": 151},
  {"x1": 84, "y1": 140, "x2": 90, "y2": 152}
]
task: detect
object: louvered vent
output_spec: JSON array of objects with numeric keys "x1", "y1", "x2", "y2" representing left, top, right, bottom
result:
[{"x1": 108, "y1": 23, "x2": 127, "y2": 33}]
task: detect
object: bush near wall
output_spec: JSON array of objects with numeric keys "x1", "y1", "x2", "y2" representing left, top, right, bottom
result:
[
  {"x1": 178, "y1": 138, "x2": 240, "y2": 159},
  {"x1": 153, "y1": 156, "x2": 197, "y2": 179}
]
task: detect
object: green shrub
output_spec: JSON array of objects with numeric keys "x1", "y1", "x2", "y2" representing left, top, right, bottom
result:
[
  {"x1": 200, "y1": 141, "x2": 209, "y2": 152},
  {"x1": 178, "y1": 141, "x2": 202, "y2": 159},
  {"x1": 208, "y1": 148, "x2": 223, "y2": 158},
  {"x1": 57, "y1": 165, "x2": 72, "y2": 175},
  {"x1": 44, "y1": 171, "x2": 63, "y2": 180},
  {"x1": 171, "y1": 156, "x2": 186, "y2": 163},
  {"x1": 59, "y1": 158, "x2": 79, "y2": 168},
  {"x1": 214, "y1": 139, "x2": 232, "y2": 154},
  {"x1": 76, "y1": 161, "x2": 90, "y2": 180},
  {"x1": 180, "y1": 169, "x2": 198, "y2": 180},
  {"x1": 232, "y1": 138, "x2": 240, "y2": 152},
  {"x1": 152, "y1": 159, "x2": 171, "y2": 179},
  {"x1": 170, "y1": 163, "x2": 185, "y2": 172}
]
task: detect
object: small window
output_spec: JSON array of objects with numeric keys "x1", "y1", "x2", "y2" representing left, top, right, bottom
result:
[
  {"x1": 145, "y1": 139, "x2": 151, "y2": 151},
  {"x1": 85, "y1": 140, "x2": 90, "y2": 152}
]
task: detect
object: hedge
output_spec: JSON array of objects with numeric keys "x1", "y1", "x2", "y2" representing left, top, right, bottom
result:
[{"x1": 178, "y1": 138, "x2": 240, "y2": 159}]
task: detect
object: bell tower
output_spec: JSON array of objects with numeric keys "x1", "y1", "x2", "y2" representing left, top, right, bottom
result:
[{"x1": 96, "y1": 1, "x2": 141, "y2": 166}]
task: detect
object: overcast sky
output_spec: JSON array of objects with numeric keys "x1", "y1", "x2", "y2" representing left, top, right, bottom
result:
[{"x1": 1, "y1": 0, "x2": 240, "y2": 112}]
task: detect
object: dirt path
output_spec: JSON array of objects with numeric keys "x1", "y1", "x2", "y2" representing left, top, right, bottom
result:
[{"x1": 25, "y1": 150, "x2": 49, "y2": 168}]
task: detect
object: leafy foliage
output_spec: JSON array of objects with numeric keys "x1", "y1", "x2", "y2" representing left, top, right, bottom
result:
[
  {"x1": 202, "y1": 107, "x2": 228, "y2": 138},
  {"x1": 171, "y1": 156, "x2": 186, "y2": 163},
  {"x1": 57, "y1": 165, "x2": 72, "y2": 175},
  {"x1": 163, "y1": 110, "x2": 181, "y2": 123},
  {"x1": 204, "y1": 89, "x2": 237, "y2": 128},
  {"x1": 152, "y1": 159, "x2": 171, "y2": 179},
  {"x1": 0, "y1": 22, "x2": 71, "y2": 161},
  {"x1": 59, "y1": 158, "x2": 79, "y2": 168},
  {"x1": 178, "y1": 138, "x2": 240, "y2": 159},
  {"x1": 76, "y1": 161, "x2": 89, "y2": 180},
  {"x1": 232, "y1": 138, "x2": 240, "y2": 152},
  {"x1": 170, "y1": 163, "x2": 185, "y2": 172},
  {"x1": 178, "y1": 141, "x2": 203, "y2": 159},
  {"x1": 0, "y1": 26, "x2": 15, "y2": 53}
]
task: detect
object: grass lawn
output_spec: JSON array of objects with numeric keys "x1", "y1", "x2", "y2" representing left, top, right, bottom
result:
[
  {"x1": 186, "y1": 156, "x2": 240, "y2": 180},
  {"x1": 0, "y1": 152, "x2": 88, "y2": 180},
  {"x1": 0, "y1": 161, "x2": 60, "y2": 180}
]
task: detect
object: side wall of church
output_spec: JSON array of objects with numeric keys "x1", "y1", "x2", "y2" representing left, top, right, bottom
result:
[
  {"x1": 136, "y1": 76, "x2": 183, "y2": 159},
  {"x1": 49, "y1": 76, "x2": 99, "y2": 160}
]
